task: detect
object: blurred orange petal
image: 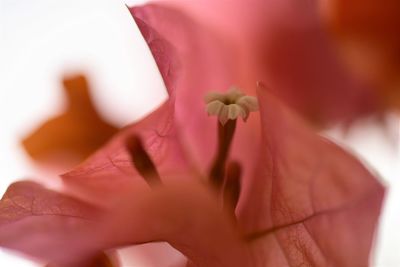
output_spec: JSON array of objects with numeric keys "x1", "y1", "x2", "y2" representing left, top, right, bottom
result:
[
  {"x1": 323, "y1": 0, "x2": 400, "y2": 107},
  {"x1": 22, "y1": 75, "x2": 119, "y2": 171}
]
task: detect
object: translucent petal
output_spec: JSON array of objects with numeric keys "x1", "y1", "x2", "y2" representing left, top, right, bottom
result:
[
  {"x1": 219, "y1": 105, "x2": 230, "y2": 125},
  {"x1": 204, "y1": 92, "x2": 226, "y2": 104},
  {"x1": 206, "y1": 100, "x2": 225, "y2": 116},
  {"x1": 237, "y1": 96, "x2": 259, "y2": 112},
  {"x1": 227, "y1": 87, "x2": 245, "y2": 103},
  {"x1": 227, "y1": 104, "x2": 246, "y2": 120}
]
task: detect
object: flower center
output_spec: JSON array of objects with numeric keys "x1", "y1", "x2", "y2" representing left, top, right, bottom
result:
[
  {"x1": 205, "y1": 87, "x2": 258, "y2": 125},
  {"x1": 205, "y1": 87, "x2": 258, "y2": 194}
]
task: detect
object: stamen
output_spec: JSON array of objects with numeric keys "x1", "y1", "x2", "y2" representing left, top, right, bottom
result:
[{"x1": 126, "y1": 135, "x2": 162, "y2": 187}]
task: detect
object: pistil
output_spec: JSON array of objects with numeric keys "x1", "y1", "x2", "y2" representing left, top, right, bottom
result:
[{"x1": 126, "y1": 135, "x2": 162, "y2": 187}]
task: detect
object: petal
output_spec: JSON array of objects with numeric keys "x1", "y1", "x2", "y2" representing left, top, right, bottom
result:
[
  {"x1": 227, "y1": 104, "x2": 245, "y2": 120},
  {"x1": 21, "y1": 75, "x2": 119, "y2": 171},
  {"x1": 226, "y1": 87, "x2": 245, "y2": 103},
  {"x1": 103, "y1": 180, "x2": 251, "y2": 267},
  {"x1": 0, "y1": 180, "x2": 251, "y2": 267},
  {"x1": 237, "y1": 96, "x2": 259, "y2": 112},
  {"x1": 218, "y1": 105, "x2": 230, "y2": 126},
  {"x1": 204, "y1": 92, "x2": 226, "y2": 104},
  {"x1": 0, "y1": 181, "x2": 104, "y2": 266},
  {"x1": 323, "y1": 0, "x2": 400, "y2": 108},
  {"x1": 62, "y1": 99, "x2": 195, "y2": 204},
  {"x1": 237, "y1": 86, "x2": 385, "y2": 266},
  {"x1": 206, "y1": 100, "x2": 225, "y2": 117}
]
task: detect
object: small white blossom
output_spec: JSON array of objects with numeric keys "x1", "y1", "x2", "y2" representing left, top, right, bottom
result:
[{"x1": 205, "y1": 87, "x2": 259, "y2": 125}]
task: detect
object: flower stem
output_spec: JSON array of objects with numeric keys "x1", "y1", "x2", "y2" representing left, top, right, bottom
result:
[
  {"x1": 223, "y1": 161, "x2": 241, "y2": 222},
  {"x1": 209, "y1": 119, "x2": 237, "y2": 189}
]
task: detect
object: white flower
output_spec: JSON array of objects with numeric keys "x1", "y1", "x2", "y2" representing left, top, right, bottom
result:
[{"x1": 205, "y1": 87, "x2": 259, "y2": 125}]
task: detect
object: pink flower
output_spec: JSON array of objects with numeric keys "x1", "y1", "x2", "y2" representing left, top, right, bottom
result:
[{"x1": 0, "y1": 3, "x2": 384, "y2": 267}]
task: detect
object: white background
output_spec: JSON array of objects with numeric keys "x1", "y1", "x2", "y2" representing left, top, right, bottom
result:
[{"x1": 0, "y1": 0, "x2": 399, "y2": 266}]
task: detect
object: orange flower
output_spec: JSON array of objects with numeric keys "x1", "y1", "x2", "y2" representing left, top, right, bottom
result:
[{"x1": 322, "y1": 0, "x2": 400, "y2": 107}]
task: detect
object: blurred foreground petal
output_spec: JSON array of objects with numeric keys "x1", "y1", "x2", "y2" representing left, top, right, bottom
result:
[{"x1": 0, "y1": 181, "x2": 104, "y2": 266}]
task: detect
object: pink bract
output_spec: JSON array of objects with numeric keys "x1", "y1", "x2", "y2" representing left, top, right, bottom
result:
[{"x1": 0, "y1": 3, "x2": 385, "y2": 267}]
